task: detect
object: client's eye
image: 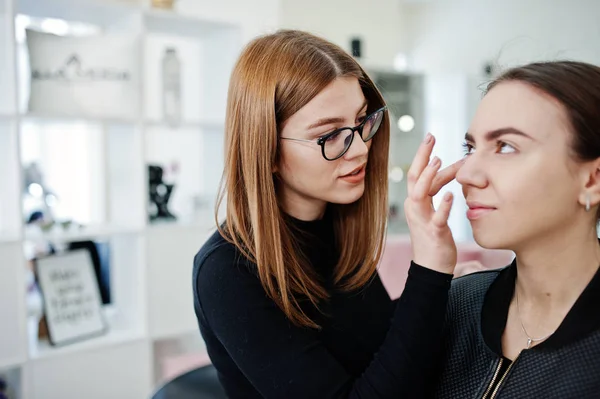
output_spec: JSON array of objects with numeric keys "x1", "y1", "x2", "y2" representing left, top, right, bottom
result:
[
  {"x1": 462, "y1": 142, "x2": 475, "y2": 156},
  {"x1": 497, "y1": 141, "x2": 516, "y2": 154}
]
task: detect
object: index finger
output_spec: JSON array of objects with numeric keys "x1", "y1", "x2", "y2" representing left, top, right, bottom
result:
[
  {"x1": 407, "y1": 133, "x2": 434, "y2": 193},
  {"x1": 428, "y1": 158, "x2": 466, "y2": 196}
]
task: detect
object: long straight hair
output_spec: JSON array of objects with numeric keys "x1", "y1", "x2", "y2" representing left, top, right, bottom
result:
[{"x1": 216, "y1": 30, "x2": 390, "y2": 329}]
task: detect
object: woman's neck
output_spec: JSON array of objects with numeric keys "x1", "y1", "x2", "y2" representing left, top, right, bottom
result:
[
  {"x1": 279, "y1": 192, "x2": 327, "y2": 222},
  {"x1": 514, "y1": 224, "x2": 600, "y2": 312}
]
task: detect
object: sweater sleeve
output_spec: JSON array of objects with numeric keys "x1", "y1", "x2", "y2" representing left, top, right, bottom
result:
[{"x1": 194, "y1": 250, "x2": 452, "y2": 399}]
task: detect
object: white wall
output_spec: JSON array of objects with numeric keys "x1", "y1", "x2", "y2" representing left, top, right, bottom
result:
[
  {"x1": 279, "y1": 0, "x2": 405, "y2": 69},
  {"x1": 400, "y1": 0, "x2": 600, "y2": 240},
  {"x1": 179, "y1": 0, "x2": 281, "y2": 44},
  {"x1": 273, "y1": 0, "x2": 600, "y2": 241},
  {"x1": 402, "y1": 0, "x2": 600, "y2": 75}
]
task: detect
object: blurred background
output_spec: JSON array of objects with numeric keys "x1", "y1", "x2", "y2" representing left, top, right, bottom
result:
[{"x1": 0, "y1": 0, "x2": 598, "y2": 397}]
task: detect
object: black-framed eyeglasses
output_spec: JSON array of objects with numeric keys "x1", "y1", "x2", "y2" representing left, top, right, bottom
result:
[{"x1": 280, "y1": 106, "x2": 387, "y2": 161}]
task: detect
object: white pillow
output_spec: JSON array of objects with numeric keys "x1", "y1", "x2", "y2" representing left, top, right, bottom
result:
[{"x1": 26, "y1": 29, "x2": 140, "y2": 120}]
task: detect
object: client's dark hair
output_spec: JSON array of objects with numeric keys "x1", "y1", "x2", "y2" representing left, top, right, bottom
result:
[{"x1": 486, "y1": 61, "x2": 600, "y2": 162}]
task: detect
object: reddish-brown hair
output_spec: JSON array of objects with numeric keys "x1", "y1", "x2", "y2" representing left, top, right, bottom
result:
[{"x1": 216, "y1": 30, "x2": 390, "y2": 328}]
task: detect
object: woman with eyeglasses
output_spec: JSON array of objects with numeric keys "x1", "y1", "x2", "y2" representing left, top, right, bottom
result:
[{"x1": 192, "y1": 29, "x2": 462, "y2": 398}]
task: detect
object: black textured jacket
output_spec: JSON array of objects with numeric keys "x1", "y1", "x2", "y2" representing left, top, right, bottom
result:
[{"x1": 430, "y1": 260, "x2": 600, "y2": 399}]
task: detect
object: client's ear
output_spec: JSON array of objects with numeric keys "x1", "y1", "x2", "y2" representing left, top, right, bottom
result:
[{"x1": 579, "y1": 159, "x2": 600, "y2": 210}]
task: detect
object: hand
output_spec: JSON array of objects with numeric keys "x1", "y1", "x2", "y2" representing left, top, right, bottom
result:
[{"x1": 404, "y1": 133, "x2": 464, "y2": 275}]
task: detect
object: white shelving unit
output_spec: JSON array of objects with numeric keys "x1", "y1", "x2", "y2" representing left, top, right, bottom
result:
[{"x1": 0, "y1": 0, "x2": 242, "y2": 397}]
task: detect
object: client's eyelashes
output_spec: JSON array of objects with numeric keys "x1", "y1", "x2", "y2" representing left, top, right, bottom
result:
[{"x1": 462, "y1": 142, "x2": 474, "y2": 155}]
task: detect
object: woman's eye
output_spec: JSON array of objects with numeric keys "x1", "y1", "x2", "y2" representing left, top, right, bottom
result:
[
  {"x1": 498, "y1": 141, "x2": 516, "y2": 154},
  {"x1": 462, "y1": 141, "x2": 516, "y2": 156},
  {"x1": 324, "y1": 131, "x2": 342, "y2": 142},
  {"x1": 462, "y1": 142, "x2": 474, "y2": 155}
]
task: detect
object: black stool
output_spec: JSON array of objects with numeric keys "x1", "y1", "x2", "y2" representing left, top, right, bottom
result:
[{"x1": 151, "y1": 365, "x2": 227, "y2": 399}]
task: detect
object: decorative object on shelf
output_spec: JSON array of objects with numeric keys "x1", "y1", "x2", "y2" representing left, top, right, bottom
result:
[
  {"x1": 26, "y1": 263, "x2": 46, "y2": 345},
  {"x1": 25, "y1": 29, "x2": 140, "y2": 119},
  {"x1": 350, "y1": 37, "x2": 362, "y2": 59},
  {"x1": 67, "y1": 240, "x2": 112, "y2": 305},
  {"x1": 0, "y1": 375, "x2": 10, "y2": 399},
  {"x1": 22, "y1": 162, "x2": 58, "y2": 228},
  {"x1": 162, "y1": 47, "x2": 182, "y2": 127},
  {"x1": 148, "y1": 164, "x2": 177, "y2": 222},
  {"x1": 151, "y1": 0, "x2": 176, "y2": 9},
  {"x1": 35, "y1": 249, "x2": 108, "y2": 346}
]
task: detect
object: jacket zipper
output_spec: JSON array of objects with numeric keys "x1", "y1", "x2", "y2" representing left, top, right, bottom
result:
[
  {"x1": 481, "y1": 359, "x2": 503, "y2": 399},
  {"x1": 481, "y1": 354, "x2": 521, "y2": 399}
]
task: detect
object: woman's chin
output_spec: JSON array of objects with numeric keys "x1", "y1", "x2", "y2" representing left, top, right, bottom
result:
[
  {"x1": 329, "y1": 186, "x2": 365, "y2": 205},
  {"x1": 471, "y1": 229, "x2": 507, "y2": 250}
]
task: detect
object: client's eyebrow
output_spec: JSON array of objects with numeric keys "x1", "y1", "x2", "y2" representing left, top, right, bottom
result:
[
  {"x1": 464, "y1": 127, "x2": 534, "y2": 143},
  {"x1": 307, "y1": 99, "x2": 368, "y2": 130}
]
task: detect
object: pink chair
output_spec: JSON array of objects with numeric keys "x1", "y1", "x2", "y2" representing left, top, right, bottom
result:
[
  {"x1": 160, "y1": 352, "x2": 213, "y2": 383},
  {"x1": 378, "y1": 235, "x2": 514, "y2": 300}
]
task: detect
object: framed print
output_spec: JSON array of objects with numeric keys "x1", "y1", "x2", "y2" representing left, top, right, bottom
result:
[{"x1": 35, "y1": 249, "x2": 108, "y2": 346}]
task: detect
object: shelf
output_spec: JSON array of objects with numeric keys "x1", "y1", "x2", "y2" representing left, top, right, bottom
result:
[
  {"x1": 147, "y1": 219, "x2": 217, "y2": 233},
  {"x1": 0, "y1": 0, "x2": 249, "y2": 396},
  {"x1": 17, "y1": 0, "x2": 140, "y2": 28},
  {"x1": 20, "y1": 122, "x2": 146, "y2": 231},
  {"x1": 29, "y1": 322, "x2": 145, "y2": 360},
  {"x1": 0, "y1": 243, "x2": 27, "y2": 373},
  {"x1": 24, "y1": 224, "x2": 141, "y2": 242},
  {"x1": 0, "y1": 231, "x2": 20, "y2": 243},
  {"x1": 28, "y1": 338, "x2": 153, "y2": 399},
  {"x1": 20, "y1": 112, "x2": 139, "y2": 125},
  {"x1": 146, "y1": 226, "x2": 211, "y2": 340},
  {"x1": 0, "y1": 366, "x2": 22, "y2": 399},
  {"x1": 143, "y1": 7, "x2": 237, "y2": 37},
  {"x1": 0, "y1": 113, "x2": 16, "y2": 121},
  {"x1": 0, "y1": 356, "x2": 25, "y2": 371},
  {"x1": 0, "y1": 6, "x2": 17, "y2": 117},
  {"x1": 143, "y1": 119, "x2": 224, "y2": 130},
  {"x1": 0, "y1": 121, "x2": 20, "y2": 239},
  {"x1": 17, "y1": 0, "x2": 241, "y2": 35}
]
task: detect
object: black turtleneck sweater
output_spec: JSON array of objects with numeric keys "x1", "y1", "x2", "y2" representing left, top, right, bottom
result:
[{"x1": 192, "y1": 214, "x2": 452, "y2": 398}]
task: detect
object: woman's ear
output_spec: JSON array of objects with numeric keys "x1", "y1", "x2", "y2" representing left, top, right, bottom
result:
[{"x1": 579, "y1": 158, "x2": 600, "y2": 209}]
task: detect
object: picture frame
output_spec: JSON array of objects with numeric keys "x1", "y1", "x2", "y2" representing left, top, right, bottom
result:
[{"x1": 35, "y1": 249, "x2": 108, "y2": 346}]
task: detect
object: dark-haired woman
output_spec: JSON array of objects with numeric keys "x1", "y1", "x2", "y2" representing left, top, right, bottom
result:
[{"x1": 429, "y1": 60, "x2": 600, "y2": 398}]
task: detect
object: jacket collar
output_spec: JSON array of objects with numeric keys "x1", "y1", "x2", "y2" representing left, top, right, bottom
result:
[{"x1": 482, "y1": 259, "x2": 600, "y2": 355}]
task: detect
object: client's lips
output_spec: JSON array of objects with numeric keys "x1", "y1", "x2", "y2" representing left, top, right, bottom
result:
[{"x1": 466, "y1": 201, "x2": 496, "y2": 220}]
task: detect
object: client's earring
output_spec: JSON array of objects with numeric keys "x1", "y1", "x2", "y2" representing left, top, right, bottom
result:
[{"x1": 586, "y1": 194, "x2": 591, "y2": 212}]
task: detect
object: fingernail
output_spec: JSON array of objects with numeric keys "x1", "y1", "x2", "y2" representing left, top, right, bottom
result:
[
  {"x1": 445, "y1": 192, "x2": 453, "y2": 202},
  {"x1": 429, "y1": 156, "x2": 440, "y2": 166},
  {"x1": 424, "y1": 133, "x2": 433, "y2": 144}
]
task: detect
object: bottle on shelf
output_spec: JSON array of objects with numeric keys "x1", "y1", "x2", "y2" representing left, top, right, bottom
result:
[
  {"x1": 151, "y1": 0, "x2": 176, "y2": 9},
  {"x1": 162, "y1": 47, "x2": 182, "y2": 128}
]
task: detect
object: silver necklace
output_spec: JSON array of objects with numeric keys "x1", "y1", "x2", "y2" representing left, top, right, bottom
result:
[{"x1": 516, "y1": 289, "x2": 556, "y2": 349}]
